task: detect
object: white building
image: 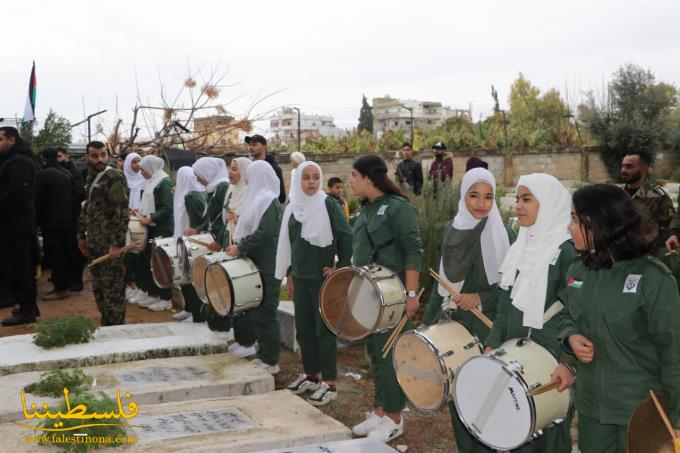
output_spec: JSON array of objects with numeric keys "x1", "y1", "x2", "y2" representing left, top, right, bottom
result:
[
  {"x1": 269, "y1": 108, "x2": 345, "y2": 146},
  {"x1": 372, "y1": 96, "x2": 471, "y2": 137}
]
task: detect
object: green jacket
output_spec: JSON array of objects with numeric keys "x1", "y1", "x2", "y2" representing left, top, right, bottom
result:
[
  {"x1": 238, "y1": 200, "x2": 283, "y2": 276},
  {"x1": 196, "y1": 182, "x2": 229, "y2": 247},
  {"x1": 485, "y1": 241, "x2": 578, "y2": 359},
  {"x1": 145, "y1": 178, "x2": 174, "y2": 238},
  {"x1": 559, "y1": 255, "x2": 680, "y2": 427},
  {"x1": 424, "y1": 225, "x2": 516, "y2": 339},
  {"x1": 352, "y1": 194, "x2": 422, "y2": 279},
  {"x1": 288, "y1": 197, "x2": 353, "y2": 280},
  {"x1": 184, "y1": 191, "x2": 207, "y2": 229}
]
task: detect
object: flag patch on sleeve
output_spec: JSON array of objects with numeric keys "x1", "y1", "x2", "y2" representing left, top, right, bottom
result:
[{"x1": 568, "y1": 276, "x2": 583, "y2": 289}]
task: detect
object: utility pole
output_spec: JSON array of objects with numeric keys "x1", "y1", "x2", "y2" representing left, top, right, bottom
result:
[
  {"x1": 292, "y1": 107, "x2": 301, "y2": 151},
  {"x1": 399, "y1": 104, "x2": 414, "y2": 146}
]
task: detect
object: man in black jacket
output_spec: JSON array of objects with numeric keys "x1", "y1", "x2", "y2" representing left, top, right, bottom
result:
[
  {"x1": 57, "y1": 146, "x2": 86, "y2": 291},
  {"x1": 395, "y1": 143, "x2": 423, "y2": 195},
  {"x1": 246, "y1": 134, "x2": 286, "y2": 203},
  {"x1": 0, "y1": 127, "x2": 38, "y2": 326}
]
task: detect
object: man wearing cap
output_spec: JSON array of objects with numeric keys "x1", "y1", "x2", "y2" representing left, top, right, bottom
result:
[
  {"x1": 428, "y1": 141, "x2": 453, "y2": 186},
  {"x1": 245, "y1": 135, "x2": 286, "y2": 203}
]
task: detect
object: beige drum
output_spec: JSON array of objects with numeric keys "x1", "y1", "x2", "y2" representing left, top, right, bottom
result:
[
  {"x1": 393, "y1": 320, "x2": 483, "y2": 411},
  {"x1": 320, "y1": 265, "x2": 405, "y2": 341},
  {"x1": 151, "y1": 237, "x2": 188, "y2": 289},
  {"x1": 453, "y1": 338, "x2": 573, "y2": 450},
  {"x1": 190, "y1": 251, "x2": 229, "y2": 304},
  {"x1": 177, "y1": 233, "x2": 214, "y2": 280},
  {"x1": 126, "y1": 216, "x2": 147, "y2": 253},
  {"x1": 205, "y1": 256, "x2": 263, "y2": 317}
]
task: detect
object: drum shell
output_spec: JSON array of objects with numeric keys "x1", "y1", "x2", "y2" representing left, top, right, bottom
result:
[
  {"x1": 205, "y1": 257, "x2": 263, "y2": 317},
  {"x1": 126, "y1": 216, "x2": 148, "y2": 253},
  {"x1": 177, "y1": 233, "x2": 214, "y2": 279},
  {"x1": 190, "y1": 251, "x2": 229, "y2": 304},
  {"x1": 393, "y1": 320, "x2": 483, "y2": 411},
  {"x1": 151, "y1": 237, "x2": 188, "y2": 288}
]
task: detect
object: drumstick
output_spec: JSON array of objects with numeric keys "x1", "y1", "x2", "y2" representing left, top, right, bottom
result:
[
  {"x1": 88, "y1": 242, "x2": 139, "y2": 267},
  {"x1": 528, "y1": 381, "x2": 561, "y2": 397},
  {"x1": 381, "y1": 288, "x2": 425, "y2": 358},
  {"x1": 650, "y1": 390, "x2": 679, "y2": 443},
  {"x1": 428, "y1": 268, "x2": 494, "y2": 329},
  {"x1": 185, "y1": 237, "x2": 212, "y2": 248},
  {"x1": 228, "y1": 220, "x2": 235, "y2": 246}
]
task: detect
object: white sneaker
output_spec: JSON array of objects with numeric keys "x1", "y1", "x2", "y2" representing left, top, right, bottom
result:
[
  {"x1": 367, "y1": 416, "x2": 404, "y2": 442},
  {"x1": 129, "y1": 289, "x2": 148, "y2": 302},
  {"x1": 125, "y1": 287, "x2": 135, "y2": 299},
  {"x1": 286, "y1": 373, "x2": 321, "y2": 395},
  {"x1": 250, "y1": 358, "x2": 280, "y2": 375},
  {"x1": 182, "y1": 314, "x2": 194, "y2": 323},
  {"x1": 137, "y1": 296, "x2": 162, "y2": 308},
  {"x1": 227, "y1": 342, "x2": 241, "y2": 352},
  {"x1": 308, "y1": 382, "x2": 337, "y2": 406},
  {"x1": 352, "y1": 412, "x2": 385, "y2": 437},
  {"x1": 172, "y1": 310, "x2": 191, "y2": 320},
  {"x1": 232, "y1": 344, "x2": 257, "y2": 358},
  {"x1": 149, "y1": 299, "x2": 172, "y2": 311}
]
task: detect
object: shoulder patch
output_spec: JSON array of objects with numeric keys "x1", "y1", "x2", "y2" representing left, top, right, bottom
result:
[
  {"x1": 653, "y1": 184, "x2": 669, "y2": 198},
  {"x1": 377, "y1": 205, "x2": 388, "y2": 216},
  {"x1": 623, "y1": 274, "x2": 642, "y2": 293}
]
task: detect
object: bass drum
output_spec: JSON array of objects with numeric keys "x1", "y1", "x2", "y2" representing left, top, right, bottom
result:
[
  {"x1": 205, "y1": 256, "x2": 262, "y2": 317},
  {"x1": 320, "y1": 265, "x2": 405, "y2": 341},
  {"x1": 453, "y1": 338, "x2": 572, "y2": 451},
  {"x1": 151, "y1": 237, "x2": 188, "y2": 288},
  {"x1": 393, "y1": 320, "x2": 483, "y2": 411},
  {"x1": 177, "y1": 233, "x2": 214, "y2": 280},
  {"x1": 126, "y1": 216, "x2": 147, "y2": 253},
  {"x1": 190, "y1": 251, "x2": 230, "y2": 304}
]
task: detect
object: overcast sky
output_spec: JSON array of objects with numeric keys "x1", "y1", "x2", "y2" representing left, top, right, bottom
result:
[{"x1": 3, "y1": 0, "x2": 679, "y2": 142}]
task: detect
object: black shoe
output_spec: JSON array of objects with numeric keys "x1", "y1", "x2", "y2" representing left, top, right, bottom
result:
[
  {"x1": 12, "y1": 307, "x2": 40, "y2": 317},
  {"x1": 2, "y1": 314, "x2": 37, "y2": 326},
  {"x1": 69, "y1": 283, "x2": 84, "y2": 292}
]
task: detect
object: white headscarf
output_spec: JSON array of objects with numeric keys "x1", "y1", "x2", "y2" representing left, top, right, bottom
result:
[
  {"x1": 499, "y1": 173, "x2": 571, "y2": 329},
  {"x1": 275, "y1": 161, "x2": 333, "y2": 280},
  {"x1": 193, "y1": 157, "x2": 229, "y2": 193},
  {"x1": 226, "y1": 157, "x2": 251, "y2": 212},
  {"x1": 233, "y1": 160, "x2": 280, "y2": 243},
  {"x1": 173, "y1": 166, "x2": 205, "y2": 238},
  {"x1": 139, "y1": 155, "x2": 170, "y2": 217},
  {"x1": 124, "y1": 152, "x2": 145, "y2": 210}
]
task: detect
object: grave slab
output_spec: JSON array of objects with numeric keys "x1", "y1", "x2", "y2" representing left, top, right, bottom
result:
[
  {"x1": 261, "y1": 437, "x2": 398, "y2": 452},
  {"x1": 0, "y1": 322, "x2": 232, "y2": 375},
  {"x1": 0, "y1": 353, "x2": 273, "y2": 424},
  {"x1": 0, "y1": 391, "x2": 351, "y2": 452}
]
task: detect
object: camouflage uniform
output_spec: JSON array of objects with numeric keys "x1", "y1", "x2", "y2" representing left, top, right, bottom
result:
[
  {"x1": 626, "y1": 180, "x2": 675, "y2": 248},
  {"x1": 78, "y1": 167, "x2": 129, "y2": 326}
]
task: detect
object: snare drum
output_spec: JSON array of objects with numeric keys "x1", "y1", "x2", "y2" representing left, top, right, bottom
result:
[
  {"x1": 393, "y1": 320, "x2": 483, "y2": 411},
  {"x1": 190, "y1": 251, "x2": 229, "y2": 304},
  {"x1": 205, "y1": 256, "x2": 262, "y2": 317},
  {"x1": 177, "y1": 233, "x2": 214, "y2": 280},
  {"x1": 151, "y1": 237, "x2": 188, "y2": 288},
  {"x1": 126, "y1": 216, "x2": 147, "y2": 253},
  {"x1": 453, "y1": 338, "x2": 572, "y2": 450},
  {"x1": 320, "y1": 265, "x2": 406, "y2": 341}
]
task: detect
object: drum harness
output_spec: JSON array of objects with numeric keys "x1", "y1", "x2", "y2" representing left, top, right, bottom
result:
[{"x1": 361, "y1": 216, "x2": 395, "y2": 267}]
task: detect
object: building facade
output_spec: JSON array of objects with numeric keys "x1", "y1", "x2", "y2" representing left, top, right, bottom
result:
[
  {"x1": 193, "y1": 115, "x2": 241, "y2": 147},
  {"x1": 372, "y1": 96, "x2": 471, "y2": 137},
  {"x1": 269, "y1": 108, "x2": 345, "y2": 146}
]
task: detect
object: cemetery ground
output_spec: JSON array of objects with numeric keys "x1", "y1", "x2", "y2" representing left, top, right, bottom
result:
[{"x1": 0, "y1": 270, "x2": 456, "y2": 452}]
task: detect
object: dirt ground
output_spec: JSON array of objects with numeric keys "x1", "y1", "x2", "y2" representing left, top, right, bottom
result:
[{"x1": 0, "y1": 270, "x2": 458, "y2": 451}]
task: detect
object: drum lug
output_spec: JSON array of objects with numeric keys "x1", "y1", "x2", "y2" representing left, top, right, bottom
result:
[
  {"x1": 553, "y1": 418, "x2": 564, "y2": 425},
  {"x1": 528, "y1": 382, "x2": 541, "y2": 392},
  {"x1": 463, "y1": 340, "x2": 479, "y2": 350},
  {"x1": 505, "y1": 360, "x2": 523, "y2": 374},
  {"x1": 442, "y1": 350, "x2": 454, "y2": 358},
  {"x1": 492, "y1": 348, "x2": 506, "y2": 357},
  {"x1": 515, "y1": 337, "x2": 529, "y2": 347},
  {"x1": 531, "y1": 429, "x2": 544, "y2": 440}
]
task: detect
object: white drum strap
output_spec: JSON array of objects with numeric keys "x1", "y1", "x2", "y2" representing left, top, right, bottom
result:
[
  {"x1": 543, "y1": 301, "x2": 564, "y2": 324},
  {"x1": 472, "y1": 370, "x2": 511, "y2": 434},
  {"x1": 88, "y1": 166, "x2": 114, "y2": 200}
]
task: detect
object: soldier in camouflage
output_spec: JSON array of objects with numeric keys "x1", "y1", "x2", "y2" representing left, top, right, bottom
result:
[
  {"x1": 621, "y1": 151, "x2": 675, "y2": 248},
  {"x1": 77, "y1": 141, "x2": 129, "y2": 326}
]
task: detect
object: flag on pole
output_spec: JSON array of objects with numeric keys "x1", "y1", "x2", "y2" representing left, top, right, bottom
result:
[{"x1": 22, "y1": 61, "x2": 37, "y2": 125}]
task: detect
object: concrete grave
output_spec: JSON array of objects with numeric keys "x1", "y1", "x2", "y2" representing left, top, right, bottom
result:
[
  {"x1": 0, "y1": 322, "x2": 233, "y2": 375},
  {"x1": 1, "y1": 391, "x2": 351, "y2": 452},
  {"x1": 0, "y1": 353, "x2": 273, "y2": 424},
  {"x1": 261, "y1": 437, "x2": 398, "y2": 452}
]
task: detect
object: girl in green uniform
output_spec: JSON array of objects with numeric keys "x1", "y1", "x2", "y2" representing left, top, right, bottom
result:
[
  {"x1": 349, "y1": 155, "x2": 422, "y2": 443},
  {"x1": 559, "y1": 184, "x2": 680, "y2": 453},
  {"x1": 484, "y1": 173, "x2": 576, "y2": 453},
  {"x1": 275, "y1": 161, "x2": 353, "y2": 406},
  {"x1": 226, "y1": 160, "x2": 283, "y2": 375},
  {"x1": 171, "y1": 166, "x2": 206, "y2": 322},
  {"x1": 123, "y1": 152, "x2": 148, "y2": 304},
  {"x1": 133, "y1": 155, "x2": 174, "y2": 311},
  {"x1": 423, "y1": 167, "x2": 513, "y2": 452}
]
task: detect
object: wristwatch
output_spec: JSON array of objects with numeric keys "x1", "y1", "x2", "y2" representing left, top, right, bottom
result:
[{"x1": 407, "y1": 290, "x2": 418, "y2": 298}]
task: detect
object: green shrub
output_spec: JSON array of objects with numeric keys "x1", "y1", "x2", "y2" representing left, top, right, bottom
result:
[
  {"x1": 33, "y1": 315, "x2": 97, "y2": 349},
  {"x1": 34, "y1": 369, "x2": 93, "y2": 398}
]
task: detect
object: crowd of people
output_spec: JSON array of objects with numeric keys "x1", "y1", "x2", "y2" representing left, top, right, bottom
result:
[{"x1": 0, "y1": 124, "x2": 679, "y2": 451}]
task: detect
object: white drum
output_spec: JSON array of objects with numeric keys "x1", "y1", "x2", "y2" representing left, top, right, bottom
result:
[
  {"x1": 320, "y1": 265, "x2": 405, "y2": 341},
  {"x1": 177, "y1": 233, "x2": 214, "y2": 280},
  {"x1": 190, "y1": 251, "x2": 229, "y2": 304},
  {"x1": 453, "y1": 338, "x2": 572, "y2": 450},
  {"x1": 393, "y1": 320, "x2": 483, "y2": 411},
  {"x1": 151, "y1": 237, "x2": 188, "y2": 288},
  {"x1": 205, "y1": 256, "x2": 263, "y2": 317},
  {"x1": 126, "y1": 216, "x2": 147, "y2": 253}
]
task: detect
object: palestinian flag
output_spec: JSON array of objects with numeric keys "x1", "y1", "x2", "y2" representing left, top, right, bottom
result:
[{"x1": 22, "y1": 61, "x2": 36, "y2": 125}]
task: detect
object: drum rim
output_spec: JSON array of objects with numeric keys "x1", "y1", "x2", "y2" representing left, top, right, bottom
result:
[
  {"x1": 151, "y1": 246, "x2": 174, "y2": 289},
  {"x1": 451, "y1": 350, "x2": 538, "y2": 450},
  {"x1": 204, "y1": 262, "x2": 235, "y2": 318},
  {"x1": 319, "y1": 265, "x2": 392, "y2": 341},
  {"x1": 177, "y1": 234, "x2": 213, "y2": 278},
  {"x1": 190, "y1": 253, "x2": 220, "y2": 304}
]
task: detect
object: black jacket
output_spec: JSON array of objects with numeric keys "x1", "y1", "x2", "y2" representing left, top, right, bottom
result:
[
  {"x1": 265, "y1": 153, "x2": 287, "y2": 204},
  {"x1": 0, "y1": 140, "x2": 36, "y2": 239},
  {"x1": 60, "y1": 160, "x2": 86, "y2": 204},
  {"x1": 36, "y1": 164, "x2": 74, "y2": 230},
  {"x1": 395, "y1": 158, "x2": 423, "y2": 195}
]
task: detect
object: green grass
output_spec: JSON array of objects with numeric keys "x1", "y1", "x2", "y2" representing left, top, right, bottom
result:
[
  {"x1": 32, "y1": 315, "x2": 97, "y2": 349},
  {"x1": 34, "y1": 369, "x2": 93, "y2": 398}
]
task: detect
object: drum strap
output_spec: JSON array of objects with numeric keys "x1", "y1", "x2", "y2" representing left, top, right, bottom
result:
[
  {"x1": 88, "y1": 166, "x2": 114, "y2": 200},
  {"x1": 362, "y1": 217, "x2": 395, "y2": 265},
  {"x1": 543, "y1": 300, "x2": 564, "y2": 324}
]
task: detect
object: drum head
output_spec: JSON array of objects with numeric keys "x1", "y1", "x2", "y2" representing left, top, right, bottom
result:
[
  {"x1": 454, "y1": 356, "x2": 532, "y2": 450},
  {"x1": 151, "y1": 247, "x2": 174, "y2": 289},
  {"x1": 205, "y1": 264, "x2": 233, "y2": 317},
  {"x1": 393, "y1": 331, "x2": 447, "y2": 411},
  {"x1": 320, "y1": 268, "x2": 381, "y2": 341},
  {"x1": 191, "y1": 257, "x2": 211, "y2": 304}
]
